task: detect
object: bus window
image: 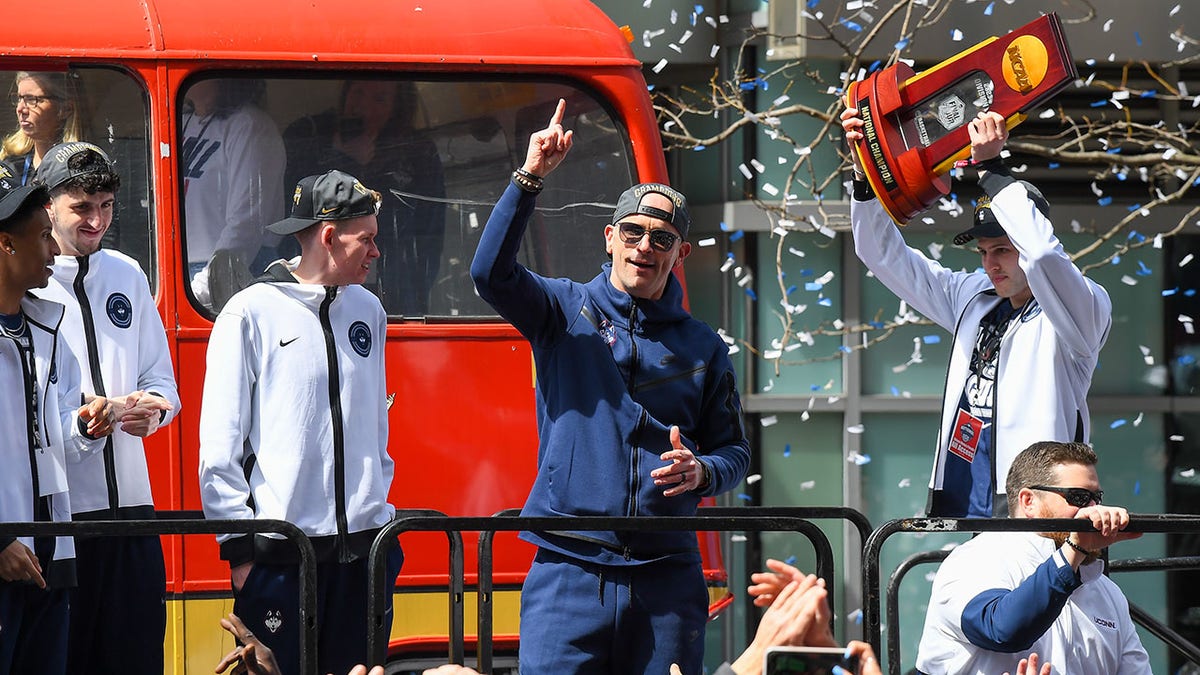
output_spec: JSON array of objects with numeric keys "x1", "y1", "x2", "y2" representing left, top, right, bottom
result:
[
  {"x1": 0, "y1": 67, "x2": 154, "y2": 287},
  {"x1": 179, "y1": 75, "x2": 633, "y2": 318}
]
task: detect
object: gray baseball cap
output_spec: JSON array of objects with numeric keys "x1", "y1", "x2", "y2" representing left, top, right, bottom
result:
[
  {"x1": 268, "y1": 170, "x2": 380, "y2": 235},
  {"x1": 35, "y1": 141, "x2": 112, "y2": 191},
  {"x1": 612, "y1": 183, "x2": 690, "y2": 240}
]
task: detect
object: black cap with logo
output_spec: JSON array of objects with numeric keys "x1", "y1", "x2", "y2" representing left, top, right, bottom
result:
[
  {"x1": 954, "y1": 181, "x2": 1051, "y2": 246},
  {"x1": 35, "y1": 141, "x2": 112, "y2": 191},
  {"x1": 612, "y1": 183, "x2": 691, "y2": 240},
  {"x1": 268, "y1": 170, "x2": 381, "y2": 236},
  {"x1": 0, "y1": 164, "x2": 48, "y2": 224}
]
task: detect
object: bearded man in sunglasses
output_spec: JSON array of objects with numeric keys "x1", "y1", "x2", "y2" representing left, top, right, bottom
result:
[
  {"x1": 916, "y1": 441, "x2": 1149, "y2": 674},
  {"x1": 471, "y1": 100, "x2": 750, "y2": 675}
]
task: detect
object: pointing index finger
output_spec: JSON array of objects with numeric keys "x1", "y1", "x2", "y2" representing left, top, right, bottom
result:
[{"x1": 550, "y1": 98, "x2": 566, "y2": 127}]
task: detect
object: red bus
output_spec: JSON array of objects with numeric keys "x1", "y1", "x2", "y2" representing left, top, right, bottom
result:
[{"x1": 0, "y1": 0, "x2": 728, "y2": 671}]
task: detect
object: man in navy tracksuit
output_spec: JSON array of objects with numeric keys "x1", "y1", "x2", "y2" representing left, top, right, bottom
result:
[{"x1": 471, "y1": 101, "x2": 750, "y2": 674}]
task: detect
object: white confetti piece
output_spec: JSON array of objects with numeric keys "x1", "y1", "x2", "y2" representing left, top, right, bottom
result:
[
  {"x1": 698, "y1": 237, "x2": 717, "y2": 247},
  {"x1": 652, "y1": 58, "x2": 668, "y2": 73},
  {"x1": 1121, "y1": 275, "x2": 1137, "y2": 286},
  {"x1": 738, "y1": 163, "x2": 753, "y2": 179},
  {"x1": 951, "y1": 29, "x2": 963, "y2": 41},
  {"x1": 800, "y1": 480, "x2": 816, "y2": 490},
  {"x1": 788, "y1": 247, "x2": 805, "y2": 258},
  {"x1": 746, "y1": 474, "x2": 762, "y2": 484},
  {"x1": 469, "y1": 212, "x2": 479, "y2": 229},
  {"x1": 762, "y1": 183, "x2": 780, "y2": 196},
  {"x1": 1170, "y1": 435, "x2": 1185, "y2": 441},
  {"x1": 1103, "y1": 19, "x2": 1113, "y2": 32},
  {"x1": 846, "y1": 424, "x2": 865, "y2": 434},
  {"x1": 763, "y1": 349, "x2": 782, "y2": 359},
  {"x1": 1182, "y1": 468, "x2": 1196, "y2": 478},
  {"x1": 846, "y1": 451, "x2": 871, "y2": 465},
  {"x1": 1039, "y1": 108, "x2": 1056, "y2": 119},
  {"x1": 710, "y1": 45, "x2": 720, "y2": 58},
  {"x1": 761, "y1": 415, "x2": 779, "y2": 427},
  {"x1": 731, "y1": 534, "x2": 748, "y2": 542},
  {"x1": 898, "y1": 478, "x2": 912, "y2": 488},
  {"x1": 1133, "y1": 413, "x2": 1144, "y2": 427},
  {"x1": 750, "y1": 158, "x2": 766, "y2": 173},
  {"x1": 1180, "y1": 254, "x2": 1194, "y2": 267}
]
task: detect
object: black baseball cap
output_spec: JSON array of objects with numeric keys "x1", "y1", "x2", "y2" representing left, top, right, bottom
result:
[
  {"x1": 612, "y1": 183, "x2": 690, "y2": 240},
  {"x1": 268, "y1": 170, "x2": 381, "y2": 235},
  {"x1": 35, "y1": 141, "x2": 112, "y2": 191},
  {"x1": 0, "y1": 164, "x2": 48, "y2": 224},
  {"x1": 954, "y1": 181, "x2": 1051, "y2": 246}
]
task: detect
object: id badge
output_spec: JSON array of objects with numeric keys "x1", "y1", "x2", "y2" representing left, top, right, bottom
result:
[{"x1": 948, "y1": 409, "x2": 984, "y2": 463}]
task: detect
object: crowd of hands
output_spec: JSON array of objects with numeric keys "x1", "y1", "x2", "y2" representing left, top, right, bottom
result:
[{"x1": 214, "y1": 559, "x2": 1050, "y2": 675}]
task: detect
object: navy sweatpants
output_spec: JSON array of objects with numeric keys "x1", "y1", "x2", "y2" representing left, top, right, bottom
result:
[
  {"x1": 517, "y1": 548, "x2": 709, "y2": 675},
  {"x1": 232, "y1": 545, "x2": 404, "y2": 675},
  {"x1": 66, "y1": 534, "x2": 166, "y2": 675},
  {"x1": 0, "y1": 583, "x2": 69, "y2": 675}
]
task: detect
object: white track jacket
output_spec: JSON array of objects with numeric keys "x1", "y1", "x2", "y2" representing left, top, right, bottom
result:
[
  {"x1": 851, "y1": 178, "x2": 1112, "y2": 513},
  {"x1": 198, "y1": 267, "x2": 394, "y2": 564},
  {"x1": 34, "y1": 250, "x2": 180, "y2": 515}
]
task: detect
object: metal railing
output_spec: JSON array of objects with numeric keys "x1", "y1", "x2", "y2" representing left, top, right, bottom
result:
[
  {"x1": 366, "y1": 508, "x2": 857, "y2": 669},
  {"x1": 0, "y1": 518, "x2": 318, "y2": 674},
  {"x1": 862, "y1": 515, "x2": 1200, "y2": 675}
]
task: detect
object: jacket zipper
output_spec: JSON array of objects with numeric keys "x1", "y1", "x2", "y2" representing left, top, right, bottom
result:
[
  {"x1": 625, "y1": 301, "x2": 640, "y2": 561},
  {"x1": 73, "y1": 256, "x2": 119, "y2": 513},
  {"x1": 320, "y1": 286, "x2": 351, "y2": 562}
]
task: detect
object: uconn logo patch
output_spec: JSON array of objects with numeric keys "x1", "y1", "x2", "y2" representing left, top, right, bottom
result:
[
  {"x1": 348, "y1": 321, "x2": 372, "y2": 357},
  {"x1": 106, "y1": 293, "x2": 133, "y2": 329}
]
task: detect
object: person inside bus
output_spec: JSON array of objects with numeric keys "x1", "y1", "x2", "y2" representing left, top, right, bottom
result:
[
  {"x1": 181, "y1": 78, "x2": 285, "y2": 311},
  {"x1": 284, "y1": 79, "x2": 445, "y2": 316},
  {"x1": 470, "y1": 100, "x2": 751, "y2": 675},
  {"x1": 0, "y1": 165, "x2": 113, "y2": 675},
  {"x1": 1, "y1": 71, "x2": 84, "y2": 185},
  {"x1": 199, "y1": 170, "x2": 402, "y2": 675},
  {"x1": 29, "y1": 141, "x2": 180, "y2": 675}
]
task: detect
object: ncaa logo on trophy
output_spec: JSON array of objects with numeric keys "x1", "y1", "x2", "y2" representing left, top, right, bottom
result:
[{"x1": 845, "y1": 14, "x2": 1077, "y2": 225}]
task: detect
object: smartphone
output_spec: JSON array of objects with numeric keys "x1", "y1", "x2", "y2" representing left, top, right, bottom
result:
[{"x1": 763, "y1": 646, "x2": 859, "y2": 675}]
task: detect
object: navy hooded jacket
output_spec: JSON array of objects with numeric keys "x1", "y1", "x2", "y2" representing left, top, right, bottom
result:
[{"x1": 471, "y1": 182, "x2": 750, "y2": 566}]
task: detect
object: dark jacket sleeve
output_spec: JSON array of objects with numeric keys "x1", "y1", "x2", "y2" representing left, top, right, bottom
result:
[
  {"x1": 960, "y1": 551, "x2": 1082, "y2": 652},
  {"x1": 469, "y1": 182, "x2": 563, "y2": 344}
]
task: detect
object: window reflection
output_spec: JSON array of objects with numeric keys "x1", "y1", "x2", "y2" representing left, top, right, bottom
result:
[
  {"x1": 0, "y1": 68, "x2": 153, "y2": 285},
  {"x1": 180, "y1": 76, "x2": 633, "y2": 319}
]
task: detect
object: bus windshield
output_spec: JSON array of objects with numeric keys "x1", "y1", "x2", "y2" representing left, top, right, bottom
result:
[{"x1": 178, "y1": 75, "x2": 634, "y2": 319}]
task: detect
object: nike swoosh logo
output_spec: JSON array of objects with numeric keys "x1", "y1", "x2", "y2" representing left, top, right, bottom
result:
[
  {"x1": 319, "y1": 206, "x2": 338, "y2": 215},
  {"x1": 279, "y1": 337, "x2": 300, "y2": 347}
]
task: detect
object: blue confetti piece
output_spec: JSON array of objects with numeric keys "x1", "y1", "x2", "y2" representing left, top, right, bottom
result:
[
  {"x1": 745, "y1": 288, "x2": 757, "y2": 301},
  {"x1": 1106, "y1": 147, "x2": 1122, "y2": 154},
  {"x1": 895, "y1": 38, "x2": 909, "y2": 50},
  {"x1": 807, "y1": 0, "x2": 820, "y2": 7},
  {"x1": 737, "y1": 493, "x2": 753, "y2": 502},
  {"x1": 1048, "y1": 162, "x2": 1060, "y2": 169},
  {"x1": 646, "y1": 84, "x2": 655, "y2": 91},
  {"x1": 1187, "y1": 289, "x2": 1197, "y2": 297},
  {"x1": 693, "y1": 145, "x2": 706, "y2": 151},
  {"x1": 1110, "y1": 419, "x2": 1127, "y2": 429},
  {"x1": 1163, "y1": 287, "x2": 1178, "y2": 296},
  {"x1": 694, "y1": 4, "x2": 704, "y2": 15},
  {"x1": 1194, "y1": 176, "x2": 1200, "y2": 186},
  {"x1": 785, "y1": 555, "x2": 798, "y2": 566},
  {"x1": 838, "y1": 345, "x2": 851, "y2": 353},
  {"x1": 799, "y1": 269, "x2": 814, "y2": 277},
  {"x1": 1098, "y1": 196, "x2": 1113, "y2": 206},
  {"x1": 818, "y1": 297, "x2": 832, "y2": 307},
  {"x1": 1134, "y1": 480, "x2": 1141, "y2": 496},
  {"x1": 983, "y1": 1, "x2": 994, "y2": 15},
  {"x1": 729, "y1": 230, "x2": 744, "y2": 242},
  {"x1": 810, "y1": 384, "x2": 821, "y2": 392},
  {"x1": 1140, "y1": 89, "x2": 1156, "y2": 98},
  {"x1": 805, "y1": 282, "x2": 823, "y2": 291},
  {"x1": 868, "y1": 60, "x2": 882, "y2": 73},
  {"x1": 1090, "y1": 100, "x2": 1109, "y2": 108},
  {"x1": 1180, "y1": 354, "x2": 1196, "y2": 365},
  {"x1": 719, "y1": 221, "x2": 731, "y2": 232},
  {"x1": 1135, "y1": 31, "x2": 1142, "y2": 46},
  {"x1": 1136, "y1": 261, "x2": 1152, "y2": 276},
  {"x1": 785, "y1": 285, "x2": 797, "y2": 296},
  {"x1": 922, "y1": 335, "x2": 941, "y2": 344},
  {"x1": 1127, "y1": 230, "x2": 1144, "y2": 242},
  {"x1": 739, "y1": 81, "x2": 757, "y2": 91},
  {"x1": 868, "y1": 321, "x2": 884, "y2": 329},
  {"x1": 891, "y1": 386, "x2": 899, "y2": 396},
  {"x1": 784, "y1": 443, "x2": 791, "y2": 457},
  {"x1": 1116, "y1": 172, "x2": 1127, "y2": 182},
  {"x1": 1111, "y1": 255, "x2": 1121, "y2": 265}
]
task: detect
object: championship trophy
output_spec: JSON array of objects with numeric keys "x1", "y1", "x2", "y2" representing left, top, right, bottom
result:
[{"x1": 846, "y1": 13, "x2": 1077, "y2": 224}]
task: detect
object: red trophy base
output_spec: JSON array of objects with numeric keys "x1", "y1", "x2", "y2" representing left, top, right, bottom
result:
[{"x1": 846, "y1": 13, "x2": 1076, "y2": 225}]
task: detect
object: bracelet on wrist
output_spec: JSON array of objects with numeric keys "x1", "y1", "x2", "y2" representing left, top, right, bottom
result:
[
  {"x1": 1063, "y1": 537, "x2": 1100, "y2": 558},
  {"x1": 515, "y1": 167, "x2": 544, "y2": 182},
  {"x1": 511, "y1": 170, "x2": 544, "y2": 193}
]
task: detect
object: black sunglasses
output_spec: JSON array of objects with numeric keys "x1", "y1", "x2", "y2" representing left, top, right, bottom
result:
[
  {"x1": 1029, "y1": 485, "x2": 1103, "y2": 508},
  {"x1": 616, "y1": 222, "x2": 680, "y2": 252}
]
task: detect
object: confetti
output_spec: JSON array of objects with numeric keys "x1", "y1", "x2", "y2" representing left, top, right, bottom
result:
[
  {"x1": 800, "y1": 480, "x2": 816, "y2": 490},
  {"x1": 746, "y1": 474, "x2": 762, "y2": 484},
  {"x1": 698, "y1": 237, "x2": 717, "y2": 247},
  {"x1": 847, "y1": 424, "x2": 865, "y2": 434}
]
